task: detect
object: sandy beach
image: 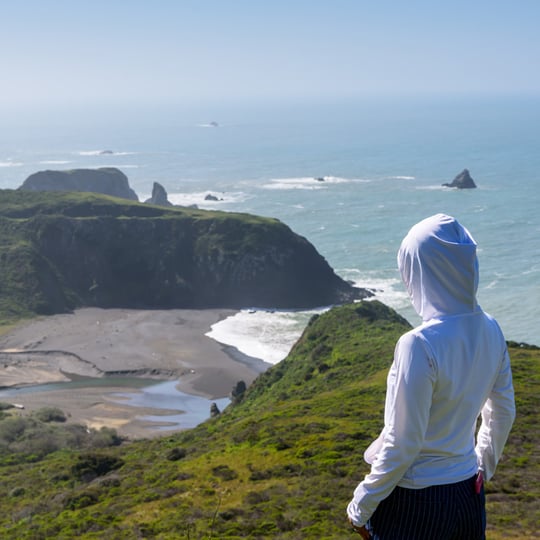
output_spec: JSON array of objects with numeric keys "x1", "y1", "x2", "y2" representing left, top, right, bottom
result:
[{"x1": 0, "y1": 308, "x2": 271, "y2": 438}]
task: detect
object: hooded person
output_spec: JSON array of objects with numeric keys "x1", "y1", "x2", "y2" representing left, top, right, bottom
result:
[{"x1": 347, "y1": 214, "x2": 515, "y2": 540}]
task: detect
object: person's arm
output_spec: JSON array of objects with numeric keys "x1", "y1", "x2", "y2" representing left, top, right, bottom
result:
[
  {"x1": 475, "y1": 347, "x2": 515, "y2": 480},
  {"x1": 347, "y1": 333, "x2": 435, "y2": 526}
]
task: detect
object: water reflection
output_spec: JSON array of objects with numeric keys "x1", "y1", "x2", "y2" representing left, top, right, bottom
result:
[
  {"x1": 0, "y1": 377, "x2": 231, "y2": 431},
  {"x1": 111, "y1": 381, "x2": 230, "y2": 430}
]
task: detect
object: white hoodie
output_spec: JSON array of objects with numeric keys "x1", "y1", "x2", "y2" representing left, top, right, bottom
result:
[{"x1": 347, "y1": 214, "x2": 515, "y2": 527}]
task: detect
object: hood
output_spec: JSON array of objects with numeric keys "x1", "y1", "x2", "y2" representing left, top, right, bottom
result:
[{"x1": 397, "y1": 214, "x2": 479, "y2": 321}]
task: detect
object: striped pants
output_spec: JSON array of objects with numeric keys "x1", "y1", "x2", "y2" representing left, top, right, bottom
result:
[{"x1": 367, "y1": 475, "x2": 486, "y2": 540}]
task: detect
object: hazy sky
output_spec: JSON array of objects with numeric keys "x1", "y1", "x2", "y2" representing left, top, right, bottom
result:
[{"x1": 2, "y1": 0, "x2": 539, "y2": 108}]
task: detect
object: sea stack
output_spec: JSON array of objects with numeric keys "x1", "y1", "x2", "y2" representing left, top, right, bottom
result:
[
  {"x1": 144, "y1": 182, "x2": 172, "y2": 206},
  {"x1": 442, "y1": 169, "x2": 477, "y2": 189}
]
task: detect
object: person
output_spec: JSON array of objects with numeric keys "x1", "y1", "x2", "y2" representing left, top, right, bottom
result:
[{"x1": 346, "y1": 213, "x2": 515, "y2": 539}]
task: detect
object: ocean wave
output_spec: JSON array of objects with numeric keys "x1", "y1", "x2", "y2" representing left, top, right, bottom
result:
[
  {"x1": 262, "y1": 176, "x2": 353, "y2": 190},
  {"x1": 206, "y1": 308, "x2": 327, "y2": 365},
  {"x1": 0, "y1": 160, "x2": 23, "y2": 167},
  {"x1": 388, "y1": 175, "x2": 415, "y2": 180},
  {"x1": 77, "y1": 150, "x2": 136, "y2": 156},
  {"x1": 416, "y1": 185, "x2": 447, "y2": 191},
  {"x1": 339, "y1": 268, "x2": 410, "y2": 311},
  {"x1": 39, "y1": 160, "x2": 73, "y2": 165},
  {"x1": 206, "y1": 269, "x2": 414, "y2": 365},
  {"x1": 167, "y1": 191, "x2": 250, "y2": 207},
  {"x1": 205, "y1": 273, "x2": 416, "y2": 365}
]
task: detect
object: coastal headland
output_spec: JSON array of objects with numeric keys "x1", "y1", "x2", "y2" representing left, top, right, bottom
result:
[{"x1": 0, "y1": 308, "x2": 270, "y2": 438}]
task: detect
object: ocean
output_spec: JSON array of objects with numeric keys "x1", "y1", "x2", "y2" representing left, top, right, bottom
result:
[{"x1": 1, "y1": 96, "x2": 539, "y2": 365}]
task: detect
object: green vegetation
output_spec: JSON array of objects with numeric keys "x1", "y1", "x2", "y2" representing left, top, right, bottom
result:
[
  {"x1": 0, "y1": 189, "x2": 359, "y2": 319},
  {"x1": 0, "y1": 301, "x2": 537, "y2": 539},
  {"x1": 0, "y1": 405, "x2": 122, "y2": 464}
]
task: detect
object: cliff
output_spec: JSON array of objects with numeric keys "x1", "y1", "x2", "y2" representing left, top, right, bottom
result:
[
  {"x1": 18, "y1": 168, "x2": 139, "y2": 201},
  {"x1": 0, "y1": 190, "x2": 369, "y2": 317}
]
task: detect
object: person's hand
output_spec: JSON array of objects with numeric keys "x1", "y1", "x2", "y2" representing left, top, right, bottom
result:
[{"x1": 349, "y1": 519, "x2": 371, "y2": 539}]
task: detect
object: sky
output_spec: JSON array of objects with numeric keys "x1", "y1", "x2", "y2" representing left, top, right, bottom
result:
[{"x1": 1, "y1": 0, "x2": 540, "y2": 109}]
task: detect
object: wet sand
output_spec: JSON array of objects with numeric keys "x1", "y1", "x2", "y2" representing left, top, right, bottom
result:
[{"x1": 0, "y1": 308, "x2": 271, "y2": 438}]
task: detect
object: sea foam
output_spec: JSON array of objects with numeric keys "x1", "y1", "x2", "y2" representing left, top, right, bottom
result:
[
  {"x1": 206, "y1": 308, "x2": 327, "y2": 365},
  {"x1": 262, "y1": 175, "x2": 354, "y2": 190},
  {"x1": 167, "y1": 191, "x2": 250, "y2": 208},
  {"x1": 0, "y1": 160, "x2": 23, "y2": 167},
  {"x1": 39, "y1": 160, "x2": 72, "y2": 165}
]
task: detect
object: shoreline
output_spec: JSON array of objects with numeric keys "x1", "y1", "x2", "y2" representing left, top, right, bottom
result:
[{"x1": 0, "y1": 308, "x2": 272, "y2": 438}]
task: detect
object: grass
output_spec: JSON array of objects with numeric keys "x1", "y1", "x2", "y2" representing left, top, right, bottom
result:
[{"x1": 0, "y1": 301, "x2": 537, "y2": 538}]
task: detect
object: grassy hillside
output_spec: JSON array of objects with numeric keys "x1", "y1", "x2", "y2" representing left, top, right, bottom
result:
[{"x1": 0, "y1": 301, "x2": 538, "y2": 539}]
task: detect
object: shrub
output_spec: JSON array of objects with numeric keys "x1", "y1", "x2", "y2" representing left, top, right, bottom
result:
[
  {"x1": 89, "y1": 427, "x2": 122, "y2": 448},
  {"x1": 0, "y1": 402, "x2": 14, "y2": 411},
  {"x1": 0, "y1": 417, "x2": 27, "y2": 443},
  {"x1": 166, "y1": 447, "x2": 187, "y2": 461},
  {"x1": 71, "y1": 453, "x2": 125, "y2": 482},
  {"x1": 212, "y1": 464, "x2": 238, "y2": 481},
  {"x1": 33, "y1": 407, "x2": 67, "y2": 423}
]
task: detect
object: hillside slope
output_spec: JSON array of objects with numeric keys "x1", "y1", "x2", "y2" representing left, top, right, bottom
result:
[
  {"x1": 0, "y1": 301, "x2": 537, "y2": 539},
  {"x1": 0, "y1": 190, "x2": 367, "y2": 320}
]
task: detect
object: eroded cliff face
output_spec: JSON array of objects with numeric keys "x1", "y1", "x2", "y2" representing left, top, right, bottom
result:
[{"x1": 0, "y1": 191, "x2": 369, "y2": 316}]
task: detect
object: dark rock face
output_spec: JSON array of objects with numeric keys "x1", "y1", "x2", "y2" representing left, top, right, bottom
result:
[
  {"x1": 210, "y1": 403, "x2": 221, "y2": 417},
  {"x1": 19, "y1": 168, "x2": 139, "y2": 201},
  {"x1": 0, "y1": 191, "x2": 370, "y2": 315},
  {"x1": 28, "y1": 215, "x2": 367, "y2": 310},
  {"x1": 442, "y1": 169, "x2": 477, "y2": 189},
  {"x1": 144, "y1": 182, "x2": 172, "y2": 206}
]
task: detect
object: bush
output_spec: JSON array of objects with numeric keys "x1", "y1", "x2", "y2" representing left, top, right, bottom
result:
[
  {"x1": 0, "y1": 402, "x2": 15, "y2": 411},
  {"x1": 89, "y1": 427, "x2": 122, "y2": 448},
  {"x1": 166, "y1": 447, "x2": 187, "y2": 461},
  {"x1": 33, "y1": 407, "x2": 67, "y2": 423},
  {"x1": 71, "y1": 453, "x2": 125, "y2": 482},
  {"x1": 0, "y1": 417, "x2": 27, "y2": 444}
]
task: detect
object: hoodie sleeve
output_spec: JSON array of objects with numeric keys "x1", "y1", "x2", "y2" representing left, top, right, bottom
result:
[
  {"x1": 475, "y1": 347, "x2": 515, "y2": 480},
  {"x1": 347, "y1": 333, "x2": 435, "y2": 526}
]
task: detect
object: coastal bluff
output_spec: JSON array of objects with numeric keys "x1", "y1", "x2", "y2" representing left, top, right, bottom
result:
[{"x1": 0, "y1": 190, "x2": 369, "y2": 317}]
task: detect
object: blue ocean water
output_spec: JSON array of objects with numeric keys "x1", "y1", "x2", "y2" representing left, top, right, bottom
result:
[{"x1": 1, "y1": 97, "x2": 538, "y2": 348}]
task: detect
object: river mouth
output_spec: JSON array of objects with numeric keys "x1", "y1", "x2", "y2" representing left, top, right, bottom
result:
[{"x1": 0, "y1": 376, "x2": 231, "y2": 434}]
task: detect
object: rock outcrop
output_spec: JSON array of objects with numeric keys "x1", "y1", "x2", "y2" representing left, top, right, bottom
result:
[
  {"x1": 442, "y1": 169, "x2": 477, "y2": 189},
  {"x1": 0, "y1": 190, "x2": 370, "y2": 317},
  {"x1": 19, "y1": 168, "x2": 139, "y2": 201},
  {"x1": 144, "y1": 182, "x2": 172, "y2": 206}
]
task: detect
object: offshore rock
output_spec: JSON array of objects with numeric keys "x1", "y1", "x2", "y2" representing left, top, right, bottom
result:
[
  {"x1": 442, "y1": 168, "x2": 477, "y2": 189},
  {"x1": 144, "y1": 182, "x2": 172, "y2": 206},
  {"x1": 19, "y1": 168, "x2": 139, "y2": 201}
]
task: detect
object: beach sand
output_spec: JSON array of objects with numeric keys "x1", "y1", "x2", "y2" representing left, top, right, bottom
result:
[{"x1": 0, "y1": 308, "x2": 271, "y2": 438}]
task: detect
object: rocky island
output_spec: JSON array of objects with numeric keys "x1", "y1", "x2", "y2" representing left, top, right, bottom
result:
[
  {"x1": 442, "y1": 168, "x2": 477, "y2": 189},
  {"x1": 19, "y1": 167, "x2": 139, "y2": 200}
]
